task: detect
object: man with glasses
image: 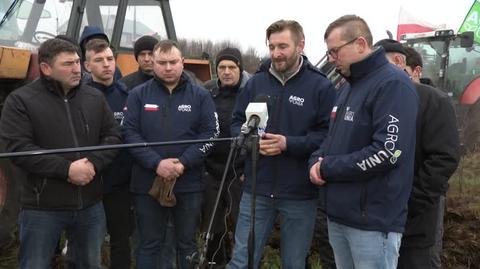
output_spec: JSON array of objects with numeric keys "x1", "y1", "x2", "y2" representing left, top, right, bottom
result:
[{"x1": 309, "y1": 15, "x2": 418, "y2": 269}]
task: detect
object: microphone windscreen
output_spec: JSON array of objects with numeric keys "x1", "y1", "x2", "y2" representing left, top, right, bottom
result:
[{"x1": 253, "y1": 94, "x2": 270, "y2": 103}]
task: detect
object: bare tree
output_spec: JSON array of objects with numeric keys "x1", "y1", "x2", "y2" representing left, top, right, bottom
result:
[{"x1": 178, "y1": 38, "x2": 262, "y2": 74}]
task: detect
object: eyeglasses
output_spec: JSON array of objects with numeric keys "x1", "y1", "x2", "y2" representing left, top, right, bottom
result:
[{"x1": 326, "y1": 37, "x2": 358, "y2": 59}]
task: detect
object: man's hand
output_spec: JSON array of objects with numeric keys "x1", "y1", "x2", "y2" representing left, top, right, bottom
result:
[
  {"x1": 310, "y1": 158, "x2": 326, "y2": 186},
  {"x1": 68, "y1": 158, "x2": 96, "y2": 186},
  {"x1": 156, "y1": 158, "x2": 181, "y2": 181},
  {"x1": 174, "y1": 160, "x2": 184, "y2": 178},
  {"x1": 259, "y1": 133, "x2": 286, "y2": 156}
]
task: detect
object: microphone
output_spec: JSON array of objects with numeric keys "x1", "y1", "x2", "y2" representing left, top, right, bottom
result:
[{"x1": 236, "y1": 95, "x2": 269, "y2": 148}]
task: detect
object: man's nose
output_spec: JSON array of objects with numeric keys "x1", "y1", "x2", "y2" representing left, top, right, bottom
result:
[{"x1": 73, "y1": 61, "x2": 81, "y2": 73}]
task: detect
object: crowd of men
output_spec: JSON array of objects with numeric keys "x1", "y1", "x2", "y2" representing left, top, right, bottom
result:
[{"x1": 0, "y1": 13, "x2": 460, "y2": 269}]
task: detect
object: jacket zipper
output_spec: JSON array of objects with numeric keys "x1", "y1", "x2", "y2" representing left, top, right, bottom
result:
[
  {"x1": 64, "y1": 97, "x2": 83, "y2": 209},
  {"x1": 79, "y1": 110, "x2": 90, "y2": 135},
  {"x1": 270, "y1": 85, "x2": 285, "y2": 198},
  {"x1": 323, "y1": 88, "x2": 353, "y2": 213},
  {"x1": 35, "y1": 178, "x2": 47, "y2": 207},
  {"x1": 161, "y1": 94, "x2": 172, "y2": 156},
  {"x1": 360, "y1": 182, "x2": 367, "y2": 218}
]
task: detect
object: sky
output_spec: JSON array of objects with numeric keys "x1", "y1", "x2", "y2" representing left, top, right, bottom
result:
[{"x1": 170, "y1": 0, "x2": 474, "y2": 63}]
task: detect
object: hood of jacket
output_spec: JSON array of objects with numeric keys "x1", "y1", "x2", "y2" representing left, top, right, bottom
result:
[{"x1": 79, "y1": 26, "x2": 109, "y2": 59}]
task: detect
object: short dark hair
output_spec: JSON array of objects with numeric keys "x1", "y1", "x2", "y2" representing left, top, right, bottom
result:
[
  {"x1": 38, "y1": 38, "x2": 79, "y2": 65},
  {"x1": 404, "y1": 46, "x2": 423, "y2": 68},
  {"x1": 153, "y1": 40, "x2": 182, "y2": 56},
  {"x1": 266, "y1": 20, "x2": 305, "y2": 45},
  {"x1": 84, "y1": 39, "x2": 110, "y2": 60},
  {"x1": 324, "y1": 15, "x2": 373, "y2": 47}
]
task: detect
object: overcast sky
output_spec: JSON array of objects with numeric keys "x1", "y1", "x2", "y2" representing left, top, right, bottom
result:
[{"x1": 170, "y1": 0, "x2": 474, "y2": 63}]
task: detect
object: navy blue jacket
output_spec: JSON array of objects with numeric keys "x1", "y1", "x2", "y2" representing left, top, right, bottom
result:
[
  {"x1": 86, "y1": 79, "x2": 133, "y2": 194},
  {"x1": 309, "y1": 48, "x2": 418, "y2": 233},
  {"x1": 123, "y1": 74, "x2": 219, "y2": 194},
  {"x1": 231, "y1": 56, "x2": 336, "y2": 200}
]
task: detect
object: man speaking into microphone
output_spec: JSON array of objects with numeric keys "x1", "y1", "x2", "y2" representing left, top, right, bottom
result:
[{"x1": 228, "y1": 20, "x2": 336, "y2": 269}]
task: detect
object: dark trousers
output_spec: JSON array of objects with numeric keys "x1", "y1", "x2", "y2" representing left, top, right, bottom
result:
[
  {"x1": 398, "y1": 246, "x2": 432, "y2": 269},
  {"x1": 308, "y1": 207, "x2": 336, "y2": 269},
  {"x1": 134, "y1": 192, "x2": 203, "y2": 269},
  {"x1": 397, "y1": 195, "x2": 446, "y2": 269},
  {"x1": 104, "y1": 186, "x2": 134, "y2": 269}
]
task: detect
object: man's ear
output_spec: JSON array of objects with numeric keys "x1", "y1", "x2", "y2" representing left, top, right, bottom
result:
[
  {"x1": 84, "y1": 61, "x2": 91, "y2": 73},
  {"x1": 39, "y1": 62, "x2": 52, "y2": 76},
  {"x1": 414, "y1": 66, "x2": 422, "y2": 77},
  {"x1": 297, "y1": 39, "x2": 305, "y2": 54},
  {"x1": 356, "y1": 37, "x2": 368, "y2": 54},
  {"x1": 394, "y1": 55, "x2": 403, "y2": 66}
]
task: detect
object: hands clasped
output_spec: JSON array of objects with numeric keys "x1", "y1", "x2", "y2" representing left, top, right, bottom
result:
[
  {"x1": 68, "y1": 158, "x2": 95, "y2": 186},
  {"x1": 156, "y1": 158, "x2": 184, "y2": 181}
]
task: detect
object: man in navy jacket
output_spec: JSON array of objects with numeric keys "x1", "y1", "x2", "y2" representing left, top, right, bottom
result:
[
  {"x1": 309, "y1": 15, "x2": 418, "y2": 269},
  {"x1": 123, "y1": 40, "x2": 218, "y2": 269},
  {"x1": 84, "y1": 39, "x2": 133, "y2": 269},
  {"x1": 228, "y1": 20, "x2": 336, "y2": 269}
]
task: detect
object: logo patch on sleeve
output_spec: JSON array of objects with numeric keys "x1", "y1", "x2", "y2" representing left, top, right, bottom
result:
[{"x1": 331, "y1": 106, "x2": 338, "y2": 119}]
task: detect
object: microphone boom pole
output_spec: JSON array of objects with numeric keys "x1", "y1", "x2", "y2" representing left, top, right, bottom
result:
[{"x1": 0, "y1": 137, "x2": 235, "y2": 159}]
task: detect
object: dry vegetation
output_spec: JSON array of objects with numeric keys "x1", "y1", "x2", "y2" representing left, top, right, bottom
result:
[{"x1": 443, "y1": 153, "x2": 480, "y2": 269}]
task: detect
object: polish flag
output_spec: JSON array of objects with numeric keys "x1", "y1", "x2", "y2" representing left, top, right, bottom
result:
[
  {"x1": 331, "y1": 106, "x2": 338, "y2": 120},
  {"x1": 144, "y1": 104, "x2": 159, "y2": 111},
  {"x1": 397, "y1": 7, "x2": 446, "y2": 40}
]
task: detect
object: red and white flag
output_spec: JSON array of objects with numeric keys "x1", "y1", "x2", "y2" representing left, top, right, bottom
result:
[
  {"x1": 144, "y1": 104, "x2": 159, "y2": 111},
  {"x1": 397, "y1": 7, "x2": 446, "y2": 40}
]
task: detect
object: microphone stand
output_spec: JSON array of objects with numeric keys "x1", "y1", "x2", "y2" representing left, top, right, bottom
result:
[
  {"x1": 197, "y1": 138, "x2": 238, "y2": 268},
  {"x1": 247, "y1": 130, "x2": 260, "y2": 269}
]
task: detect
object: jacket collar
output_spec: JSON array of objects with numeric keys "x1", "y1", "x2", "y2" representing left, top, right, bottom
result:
[
  {"x1": 153, "y1": 72, "x2": 189, "y2": 94},
  {"x1": 137, "y1": 69, "x2": 154, "y2": 81},
  {"x1": 258, "y1": 55, "x2": 312, "y2": 85},
  {"x1": 209, "y1": 70, "x2": 251, "y2": 98},
  {"x1": 86, "y1": 77, "x2": 129, "y2": 95},
  {"x1": 347, "y1": 47, "x2": 389, "y2": 84},
  {"x1": 40, "y1": 74, "x2": 79, "y2": 98}
]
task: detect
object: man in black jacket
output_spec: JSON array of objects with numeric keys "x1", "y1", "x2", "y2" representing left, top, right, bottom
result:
[
  {"x1": 375, "y1": 39, "x2": 460, "y2": 269},
  {"x1": 0, "y1": 38, "x2": 121, "y2": 269},
  {"x1": 84, "y1": 38, "x2": 133, "y2": 269},
  {"x1": 201, "y1": 47, "x2": 250, "y2": 268},
  {"x1": 120, "y1": 35, "x2": 159, "y2": 90}
]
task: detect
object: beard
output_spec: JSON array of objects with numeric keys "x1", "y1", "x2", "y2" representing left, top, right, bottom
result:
[{"x1": 272, "y1": 54, "x2": 299, "y2": 73}]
